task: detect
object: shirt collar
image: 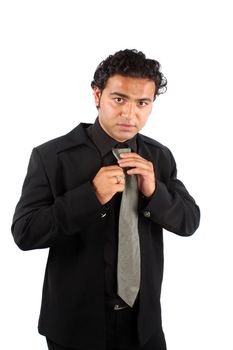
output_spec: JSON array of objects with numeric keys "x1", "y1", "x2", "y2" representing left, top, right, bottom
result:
[{"x1": 87, "y1": 118, "x2": 137, "y2": 157}]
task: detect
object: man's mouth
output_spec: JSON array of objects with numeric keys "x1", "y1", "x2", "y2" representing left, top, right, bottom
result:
[{"x1": 117, "y1": 123, "x2": 136, "y2": 130}]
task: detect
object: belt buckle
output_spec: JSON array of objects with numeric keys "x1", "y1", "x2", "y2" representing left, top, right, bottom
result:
[{"x1": 114, "y1": 304, "x2": 128, "y2": 311}]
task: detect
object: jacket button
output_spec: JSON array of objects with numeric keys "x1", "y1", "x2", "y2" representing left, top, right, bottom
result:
[{"x1": 143, "y1": 210, "x2": 151, "y2": 218}]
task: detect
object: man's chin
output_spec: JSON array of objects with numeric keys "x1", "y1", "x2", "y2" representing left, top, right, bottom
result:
[
  {"x1": 113, "y1": 128, "x2": 138, "y2": 141},
  {"x1": 114, "y1": 132, "x2": 136, "y2": 142}
]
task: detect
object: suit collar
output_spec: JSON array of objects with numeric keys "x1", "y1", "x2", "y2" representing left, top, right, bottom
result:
[
  {"x1": 137, "y1": 134, "x2": 154, "y2": 163},
  {"x1": 88, "y1": 118, "x2": 137, "y2": 157},
  {"x1": 56, "y1": 123, "x2": 154, "y2": 165},
  {"x1": 56, "y1": 123, "x2": 96, "y2": 154}
]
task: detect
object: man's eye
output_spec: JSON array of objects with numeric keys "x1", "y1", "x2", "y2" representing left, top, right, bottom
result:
[
  {"x1": 138, "y1": 101, "x2": 148, "y2": 107},
  {"x1": 114, "y1": 98, "x2": 124, "y2": 103}
]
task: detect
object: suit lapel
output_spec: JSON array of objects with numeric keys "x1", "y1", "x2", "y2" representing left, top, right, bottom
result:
[
  {"x1": 56, "y1": 123, "x2": 97, "y2": 154},
  {"x1": 137, "y1": 134, "x2": 154, "y2": 165},
  {"x1": 55, "y1": 123, "x2": 102, "y2": 194}
]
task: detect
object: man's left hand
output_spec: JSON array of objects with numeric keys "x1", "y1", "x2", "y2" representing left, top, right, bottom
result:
[{"x1": 118, "y1": 152, "x2": 156, "y2": 198}]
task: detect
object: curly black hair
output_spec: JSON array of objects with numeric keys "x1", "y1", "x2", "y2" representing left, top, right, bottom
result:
[{"x1": 91, "y1": 49, "x2": 167, "y2": 99}]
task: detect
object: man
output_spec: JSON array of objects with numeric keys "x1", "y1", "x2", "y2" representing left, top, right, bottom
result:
[{"x1": 12, "y1": 49, "x2": 200, "y2": 350}]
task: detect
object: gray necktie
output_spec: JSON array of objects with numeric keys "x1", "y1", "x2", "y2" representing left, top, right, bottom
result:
[{"x1": 112, "y1": 147, "x2": 141, "y2": 307}]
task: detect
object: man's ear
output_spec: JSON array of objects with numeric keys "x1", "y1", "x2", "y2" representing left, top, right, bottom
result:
[{"x1": 93, "y1": 87, "x2": 102, "y2": 109}]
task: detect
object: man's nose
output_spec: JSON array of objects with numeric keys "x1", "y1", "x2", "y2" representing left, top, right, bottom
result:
[{"x1": 121, "y1": 103, "x2": 136, "y2": 120}]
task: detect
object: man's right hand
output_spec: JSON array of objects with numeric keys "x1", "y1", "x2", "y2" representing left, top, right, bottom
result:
[{"x1": 92, "y1": 165, "x2": 125, "y2": 205}]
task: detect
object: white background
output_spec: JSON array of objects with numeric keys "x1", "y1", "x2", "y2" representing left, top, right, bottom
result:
[{"x1": 0, "y1": 0, "x2": 232, "y2": 349}]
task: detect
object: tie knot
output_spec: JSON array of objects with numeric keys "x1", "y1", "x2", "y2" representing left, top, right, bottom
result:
[
  {"x1": 115, "y1": 142, "x2": 128, "y2": 149},
  {"x1": 112, "y1": 147, "x2": 131, "y2": 161}
]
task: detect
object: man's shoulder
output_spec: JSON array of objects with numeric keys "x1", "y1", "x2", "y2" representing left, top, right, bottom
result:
[
  {"x1": 35, "y1": 123, "x2": 92, "y2": 155},
  {"x1": 139, "y1": 133, "x2": 170, "y2": 153},
  {"x1": 36, "y1": 134, "x2": 66, "y2": 152}
]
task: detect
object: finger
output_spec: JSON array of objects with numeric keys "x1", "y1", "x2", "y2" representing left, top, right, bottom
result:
[
  {"x1": 119, "y1": 159, "x2": 152, "y2": 170},
  {"x1": 102, "y1": 167, "x2": 125, "y2": 177},
  {"x1": 118, "y1": 155, "x2": 151, "y2": 165},
  {"x1": 119, "y1": 152, "x2": 143, "y2": 160},
  {"x1": 102, "y1": 165, "x2": 123, "y2": 171},
  {"x1": 107, "y1": 170, "x2": 125, "y2": 179},
  {"x1": 110, "y1": 175, "x2": 125, "y2": 185},
  {"x1": 112, "y1": 183, "x2": 125, "y2": 192},
  {"x1": 126, "y1": 167, "x2": 154, "y2": 178}
]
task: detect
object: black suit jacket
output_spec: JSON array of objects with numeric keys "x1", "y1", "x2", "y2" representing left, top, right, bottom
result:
[{"x1": 12, "y1": 123, "x2": 200, "y2": 348}]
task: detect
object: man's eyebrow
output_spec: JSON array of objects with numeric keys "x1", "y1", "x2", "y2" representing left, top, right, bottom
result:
[
  {"x1": 110, "y1": 92, "x2": 129, "y2": 98},
  {"x1": 110, "y1": 92, "x2": 152, "y2": 102}
]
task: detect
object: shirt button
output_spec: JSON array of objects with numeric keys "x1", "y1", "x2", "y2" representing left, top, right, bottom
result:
[{"x1": 143, "y1": 210, "x2": 151, "y2": 218}]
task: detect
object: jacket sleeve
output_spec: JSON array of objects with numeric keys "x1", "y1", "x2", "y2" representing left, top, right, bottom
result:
[
  {"x1": 11, "y1": 148, "x2": 102, "y2": 251},
  {"x1": 140, "y1": 148, "x2": 200, "y2": 236}
]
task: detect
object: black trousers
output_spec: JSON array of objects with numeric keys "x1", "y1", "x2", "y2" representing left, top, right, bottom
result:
[{"x1": 46, "y1": 305, "x2": 167, "y2": 350}]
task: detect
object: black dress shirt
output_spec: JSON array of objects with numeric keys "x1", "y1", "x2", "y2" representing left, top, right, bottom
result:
[{"x1": 87, "y1": 118, "x2": 137, "y2": 306}]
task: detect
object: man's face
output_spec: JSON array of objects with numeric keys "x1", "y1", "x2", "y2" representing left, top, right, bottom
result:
[{"x1": 93, "y1": 75, "x2": 156, "y2": 142}]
